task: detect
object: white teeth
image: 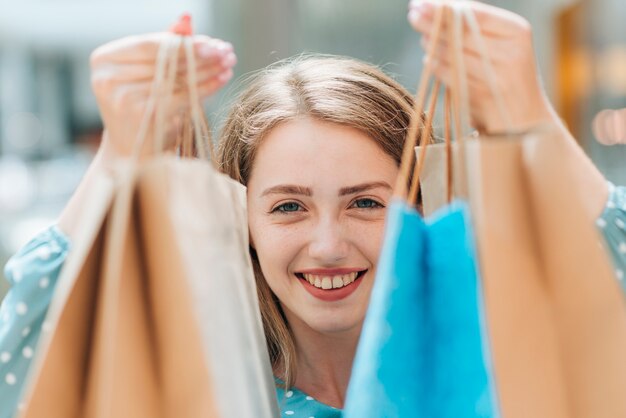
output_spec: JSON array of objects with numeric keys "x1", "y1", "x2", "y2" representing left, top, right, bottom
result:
[
  {"x1": 301, "y1": 271, "x2": 363, "y2": 290},
  {"x1": 332, "y1": 276, "x2": 343, "y2": 288},
  {"x1": 321, "y1": 277, "x2": 332, "y2": 289}
]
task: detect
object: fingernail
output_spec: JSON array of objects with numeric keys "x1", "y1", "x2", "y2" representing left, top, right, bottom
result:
[
  {"x1": 409, "y1": 0, "x2": 423, "y2": 10},
  {"x1": 199, "y1": 44, "x2": 219, "y2": 58},
  {"x1": 217, "y1": 42, "x2": 233, "y2": 53},
  {"x1": 221, "y1": 52, "x2": 237, "y2": 68},
  {"x1": 408, "y1": 9, "x2": 421, "y2": 23},
  {"x1": 217, "y1": 69, "x2": 233, "y2": 83},
  {"x1": 409, "y1": 0, "x2": 433, "y2": 13}
]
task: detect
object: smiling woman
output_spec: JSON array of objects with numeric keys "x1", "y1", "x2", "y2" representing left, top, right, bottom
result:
[
  {"x1": 249, "y1": 119, "x2": 395, "y2": 327},
  {"x1": 4, "y1": 2, "x2": 626, "y2": 417},
  {"x1": 217, "y1": 56, "x2": 419, "y2": 410}
]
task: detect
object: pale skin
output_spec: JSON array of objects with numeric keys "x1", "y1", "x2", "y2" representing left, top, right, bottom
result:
[
  {"x1": 408, "y1": 0, "x2": 608, "y2": 218},
  {"x1": 58, "y1": 33, "x2": 237, "y2": 239},
  {"x1": 56, "y1": 0, "x2": 609, "y2": 410},
  {"x1": 247, "y1": 118, "x2": 398, "y2": 407}
]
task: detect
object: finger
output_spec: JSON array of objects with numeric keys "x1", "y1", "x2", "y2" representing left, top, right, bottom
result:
[
  {"x1": 420, "y1": 35, "x2": 482, "y2": 61},
  {"x1": 168, "y1": 49, "x2": 236, "y2": 77},
  {"x1": 92, "y1": 33, "x2": 234, "y2": 66},
  {"x1": 426, "y1": 55, "x2": 508, "y2": 117},
  {"x1": 93, "y1": 55, "x2": 234, "y2": 88},
  {"x1": 174, "y1": 54, "x2": 236, "y2": 86},
  {"x1": 423, "y1": 55, "x2": 482, "y2": 86},
  {"x1": 421, "y1": 29, "x2": 518, "y2": 63},
  {"x1": 185, "y1": 36, "x2": 235, "y2": 68},
  {"x1": 92, "y1": 33, "x2": 174, "y2": 65},
  {"x1": 173, "y1": 68, "x2": 233, "y2": 99},
  {"x1": 195, "y1": 65, "x2": 234, "y2": 86},
  {"x1": 197, "y1": 70, "x2": 233, "y2": 99},
  {"x1": 109, "y1": 82, "x2": 153, "y2": 112},
  {"x1": 408, "y1": 0, "x2": 527, "y2": 39},
  {"x1": 103, "y1": 65, "x2": 233, "y2": 116},
  {"x1": 421, "y1": 35, "x2": 512, "y2": 80}
]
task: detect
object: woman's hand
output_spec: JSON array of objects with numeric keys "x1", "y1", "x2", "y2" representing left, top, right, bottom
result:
[
  {"x1": 90, "y1": 33, "x2": 236, "y2": 159},
  {"x1": 409, "y1": 0, "x2": 609, "y2": 220},
  {"x1": 408, "y1": 0, "x2": 554, "y2": 133}
]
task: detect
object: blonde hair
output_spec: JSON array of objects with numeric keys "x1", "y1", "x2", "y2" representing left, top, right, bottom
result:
[{"x1": 217, "y1": 54, "x2": 421, "y2": 388}]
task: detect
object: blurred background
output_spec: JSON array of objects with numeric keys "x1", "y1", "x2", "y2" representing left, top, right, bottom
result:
[{"x1": 0, "y1": 0, "x2": 625, "y2": 298}]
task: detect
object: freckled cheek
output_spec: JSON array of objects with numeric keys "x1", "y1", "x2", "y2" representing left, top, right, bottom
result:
[
  {"x1": 248, "y1": 217, "x2": 310, "y2": 286},
  {"x1": 348, "y1": 219, "x2": 387, "y2": 266}
]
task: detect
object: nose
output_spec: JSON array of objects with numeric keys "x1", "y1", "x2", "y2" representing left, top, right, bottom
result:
[{"x1": 307, "y1": 216, "x2": 350, "y2": 264}]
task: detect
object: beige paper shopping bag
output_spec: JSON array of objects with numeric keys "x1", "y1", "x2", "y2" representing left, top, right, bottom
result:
[
  {"x1": 464, "y1": 129, "x2": 626, "y2": 418},
  {"x1": 137, "y1": 157, "x2": 279, "y2": 418},
  {"x1": 523, "y1": 132, "x2": 626, "y2": 418},
  {"x1": 416, "y1": 4, "x2": 626, "y2": 417},
  {"x1": 464, "y1": 135, "x2": 571, "y2": 418},
  {"x1": 19, "y1": 161, "x2": 221, "y2": 418},
  {"x1": 19, "y1": 26, "x2": 279, "y2": 418}
]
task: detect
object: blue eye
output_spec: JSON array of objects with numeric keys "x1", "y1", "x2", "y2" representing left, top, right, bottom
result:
[
  {"x1": 273, "y1": 202, "x2": 302, "y2": 213},
  {"x1": 352, "y1": 198, "x2": 383, "y2": 209}
]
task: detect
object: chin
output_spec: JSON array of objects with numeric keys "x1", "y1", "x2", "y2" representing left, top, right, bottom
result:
[{"x1": 301, "y1": 307, "x2": 366, "y2": 335}]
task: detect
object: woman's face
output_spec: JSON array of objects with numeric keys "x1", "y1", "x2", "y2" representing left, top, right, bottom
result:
[{"x1": 247, "y1": 117, "x2": 398, "y2": 335}]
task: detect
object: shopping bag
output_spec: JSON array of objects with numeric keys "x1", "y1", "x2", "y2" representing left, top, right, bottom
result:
[
  {"x1": 343, "y1": 200, "x2": 428, "y2": 417},
  {"x1": 465, "y1": 131, "x2": 626, "y2": 418},
  {"x1": 18, "y1": 21, "x2": 279, "y2": 418},
  {"x1": 345, "y1": 7, "x2": 498, "y2": 414},
  {"x1": 415, "y1": 142, "x2": 465, "y2": 217},
  {"x1": 449, "y1": 4, "x2": 626, "y2": 417},
  {"x1": 344, "y1": 202, "x2": 498, "y2": 418},
  {"x1": 425, "y1": 201, "x2": 498, "y2": 418},
  {"x1": 523, "y1": 132, "x2": 626, "y2": 418},
  {"x1": 418, "y1": 139, "x2": 571, "y2": 418},
  {"x1": 137, "y1": 157, "x2": 279, "y2": 418},
  {"x1": 415, "y1": 143, "x2": 447, "y2": 216},
  {"x1": 464, "y1": 136, "x2": 571, "y2": 418}
]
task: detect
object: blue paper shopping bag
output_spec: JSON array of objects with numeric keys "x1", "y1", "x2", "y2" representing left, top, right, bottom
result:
[
  {"x1": 344, "y1": 200, "x2": 498, "y2": 418},
  {"x1": 425, "y1": 201, "x2": 498, "y2": 418},
  {"x1": 344, "y1": 199, "x2": 427, "y2": 417}
]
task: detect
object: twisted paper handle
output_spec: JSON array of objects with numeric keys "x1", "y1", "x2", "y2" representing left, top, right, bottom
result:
[
  {"x1": 132, "y1": 14, "x2": 213, "y2": 163},
  {"x1": 396, "y1": 1, "x2": 517, "y2": 207}
]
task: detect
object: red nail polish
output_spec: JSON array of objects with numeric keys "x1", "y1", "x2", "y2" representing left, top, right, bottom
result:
[{"x1": 171, "y1": 13, "x2": 193, "y2": 36}]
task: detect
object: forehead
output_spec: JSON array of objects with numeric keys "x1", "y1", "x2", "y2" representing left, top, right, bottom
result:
[{"x1": 247, "y1": 118, "x2": 398, "y2": 193}]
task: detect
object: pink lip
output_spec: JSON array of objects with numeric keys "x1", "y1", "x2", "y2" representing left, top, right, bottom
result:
[{"x1": 296, "y1": 270, "x2": 366, "y2": 302}]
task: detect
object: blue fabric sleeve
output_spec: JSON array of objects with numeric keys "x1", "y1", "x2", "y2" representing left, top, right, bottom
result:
[
  {"x1": 596, "y1": 183, "x2": 626, "y2": 293},
  {"x1": 0, "y1": 226, "x2": 70, "y2": 418}
]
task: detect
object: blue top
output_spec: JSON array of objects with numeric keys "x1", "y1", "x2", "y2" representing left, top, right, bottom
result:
[
  {"x1": 1, "y1": 185, "x2": 626, "y2": 418},
  {"x1": 275, "y1": 379, "x2": 342, "y2": 418}
]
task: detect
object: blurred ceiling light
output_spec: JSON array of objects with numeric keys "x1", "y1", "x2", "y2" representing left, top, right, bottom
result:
[
  {"x1": 596, "y1": 45, "x2": 626, "y2": 95},
  {"x1": 593, "y1": 108, "x2": 626, "y2": 145}
]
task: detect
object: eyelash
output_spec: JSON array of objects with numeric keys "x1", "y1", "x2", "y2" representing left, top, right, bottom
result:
[
  {"x1": 271, "y1": 202, "x2": 303, "y2": 214},
  {"x1": 270, "y1": 198, "x2": 385, "y2": 214},
  {"x1": 351, "y1": 198, "x2": 385, "y2": 210}
]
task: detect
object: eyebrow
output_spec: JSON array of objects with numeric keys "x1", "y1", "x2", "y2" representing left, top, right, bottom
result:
[
  {"x1": 338, "y1": 181, "x2": 392, "y2": 196},
  {"x1": 261, "y1": 185, "x2": 312, "y2": 197},
  {"x1": 261, "y1": 181, "x2": 391, "y2": 197}
]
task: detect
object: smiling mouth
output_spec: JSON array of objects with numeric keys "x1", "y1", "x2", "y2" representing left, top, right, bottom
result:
[{"x1": 295, "y1": 270, "x2": 367, "y2": 290}]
